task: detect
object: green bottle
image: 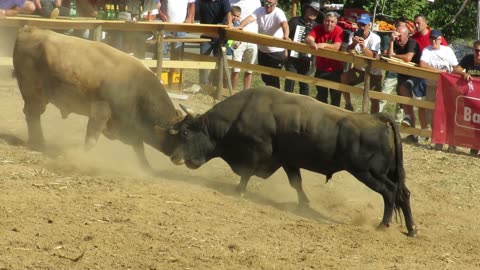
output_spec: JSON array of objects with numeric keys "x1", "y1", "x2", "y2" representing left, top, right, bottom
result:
[{"x1": 69, "y1": 0, "x2": 77, "y2": 17}]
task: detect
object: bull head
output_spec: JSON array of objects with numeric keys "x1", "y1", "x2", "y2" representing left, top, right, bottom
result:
[{"x1": 180, "y1": 104, "x2": 196, "y2": 118}]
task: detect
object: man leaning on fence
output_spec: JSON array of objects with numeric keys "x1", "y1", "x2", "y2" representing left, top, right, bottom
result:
[
  {"x1": 237, "y1": 0, "x2": 289, "y2": 89},
  {"x1": 387, "y1": 24, "x2": 422, "y2": 143},
  {"x1": 452, "y1": 40, "x2": 480, "y2": 157},
  {"x1": 341, "y1": 13, "x2": 381, "y2": 113},
  {"x1": 305, "y1": 11, "x2": 343, "y2": 107}
]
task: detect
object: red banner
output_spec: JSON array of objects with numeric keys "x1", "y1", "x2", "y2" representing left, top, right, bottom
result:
[{"x1": 433, "y1": 73, "x2": 480, "y2": 149}]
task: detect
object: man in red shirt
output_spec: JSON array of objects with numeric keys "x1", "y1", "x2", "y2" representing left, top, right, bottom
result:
[
  {"x1": 305, "y1": 11, "x2": 343, "y2": 106},
  {"x1": 411, "y1": 14, "x2": 448, "y2": 51}
]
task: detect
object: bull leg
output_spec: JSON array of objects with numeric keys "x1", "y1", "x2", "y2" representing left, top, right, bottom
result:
[
  {"x1": 133, "y1": 142, "x2": 153, "y2": 172},
  {"x1": 85, "y1": 101, "x2": 111, "y2": 151},
  {"x1": 23, "y1": 98, "x2": 47, "y2": 150},
  {"x1": 352, "y1": 172, "x2": 396, "y2": 230},
  {"x1": 397, "y1": 185, "x2": 416, "y2": 237},
  {"x1": 235, "y1": 175, "x2": 251, "y2": 195},
  {"x1": 283, "y1": 166, "x2": 310, "y2": 207}
]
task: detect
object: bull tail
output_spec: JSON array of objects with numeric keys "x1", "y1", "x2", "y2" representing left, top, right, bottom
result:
[{"x1": 375, "y1": 113, "x2": 415, "y2": 236}]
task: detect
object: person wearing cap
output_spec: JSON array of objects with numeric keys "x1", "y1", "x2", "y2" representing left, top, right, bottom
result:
[
  {"x1": 452, "y1": 40, "x2": 480, "y2": 156},
  {"x1": 305, "y1": 11, "x2": 344, "y2": 106},
  {"x1": 419, "y1": 29, "x2": 458, "y2": 151},
  {"x1": 340, "y1": 13, "x2": 382, "y2": 113},
  {"x1": 284, "y1": 1, "x2": 320, "y2": 96},
  {"x1": 291, "y1": 0, "x2": 320, "y2": 17}
]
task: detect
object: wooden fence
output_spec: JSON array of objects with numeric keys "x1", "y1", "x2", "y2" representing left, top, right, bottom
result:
[{"x1": 0, "y1": 16, "x2": 440, "y2": 138}]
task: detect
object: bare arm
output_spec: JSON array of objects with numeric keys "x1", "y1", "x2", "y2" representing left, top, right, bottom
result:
[
  {"x1": 452, "y1": 65, "x2": 471, "y2": 80},
  {"x1": 185, "y1": 2, "x2": 195, "y2": 23},
  {"x1": 237, "y1": 15, "x2": 255, "y2": 29},
  {"x1": 280, "y1": 20, "x2": 290, "y2": 40}
]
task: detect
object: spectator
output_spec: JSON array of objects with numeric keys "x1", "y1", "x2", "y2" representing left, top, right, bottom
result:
[
  {"x1": 284, "y1": 1, "x2": 319, "y2": 96},
  {"x1": 452, "y1": 40, "x2": 480, "y2": 156},
  {"x1": 291, "y1": 0, "x2": 319, "y2": 17},
  {"x1": 0, "y1": 0, "x2": 36, "y2": 17},
  {"x1": 412, "y1": 14, "x2": 448, "y2": 51},
  {"x1": 411, "y1": 14, "x2": 448, "y2": 141},
  {"x1": 225, "y1": 5, "x2": 241, "y2": 58},
  {"x1": 419, "y1": 29, "x2": 458, "y2": 151},
  {"x1": 379, "y1": 17, "x2": 408, "y2": 116},
  {"x1": 197, "y1": 0, "x2": 231, "y2": 85},
  {"x1": 157, "y1": 0, "x2": 195, "y2": 59},
  {"x1": 238, "y1": 0, "x2": 289, "y2": 89},
  {"x1": 229, "y1": 0, "x2": 261, "y2": 92},
  {"x1": 387, "y1": 24, "x2": 422, "y2": 143},
  {"x1": 33, "y1": 0, "x2": 62, "y2": 18},
  {"x1": 305, "y1": 11, "x2": 343, "y2": 107},
  {"x1": 341, "y1": 13, "x2": 382, "y2": 113}
]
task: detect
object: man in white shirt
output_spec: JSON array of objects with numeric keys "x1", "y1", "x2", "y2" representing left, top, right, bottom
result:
[
  {"x1": 237, "y1": 0, "x2": 289, "y2": 88},
  {"x1": 229, "y1": 0, "x2": 261, "y2": 91},
  {"x1": 158, "y1": 0, "x2": 196, "y2": 59}
]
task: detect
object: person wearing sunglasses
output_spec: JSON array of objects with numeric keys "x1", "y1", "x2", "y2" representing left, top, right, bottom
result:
[
  {"x1": 237, "y1": 0, "x2": 289, "y2": 88},
  {"x1": 452, "y1": 40, "x2": 480, "y2": 156}
]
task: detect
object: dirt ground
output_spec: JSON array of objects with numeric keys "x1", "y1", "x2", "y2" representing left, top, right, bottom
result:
[{"x1": 1, "y1": 67, "x2": 480, "y2": 270}]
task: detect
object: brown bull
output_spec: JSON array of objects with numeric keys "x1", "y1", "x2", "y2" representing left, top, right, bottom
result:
[{"x1": 13, "y1": 26, "x2": 181, "y2": 170}]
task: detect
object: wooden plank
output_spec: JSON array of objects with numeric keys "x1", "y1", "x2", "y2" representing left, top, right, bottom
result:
[{"x1": 142, "y1": 59, "x2": 216, "y2": 69}]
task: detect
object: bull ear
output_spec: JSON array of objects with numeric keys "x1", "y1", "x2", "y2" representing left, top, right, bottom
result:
[{"x1": 180, "y1": 104, "x2": 195, "y2": 118}]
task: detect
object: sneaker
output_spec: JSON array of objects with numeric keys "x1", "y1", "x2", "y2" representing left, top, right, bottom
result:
[
  {"x1": 345, "y1": 103, "x2": 354, "y2": 111},
  {"x1": 470, "y1": 149, "x2": 479, "y2": 156},
  {"x1": 403, "y1": 135, "x2": 418, "y2": 144},
  {"x1": 401, "y1": 117, "x2": 413, "y2": 128},
  {"x1": 447, "y1": 145, "x2": 457, "y2": 153},
  {"x1": 50, "y1": 7, "x2": 59, "y2": 19}
]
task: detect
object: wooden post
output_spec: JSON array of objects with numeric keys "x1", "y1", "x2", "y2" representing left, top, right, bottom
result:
[
  {"x1": 93, "y1": 25, "x2": 102, "y2": 42},
  {"x1": 221, "y1": 47, "x2": 233, "y2": 96},
  {"x1": 362, "y1": 59, "x2": 372, "y2": 113},
  {"x1": 156, "y1": 29, "x2": 165, "y2": 82},
  {"x1": 215, "y1": 47, "x2": 224, "y2": 100}
]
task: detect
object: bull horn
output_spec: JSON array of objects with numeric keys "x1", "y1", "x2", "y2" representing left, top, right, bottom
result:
[
  {"x1": 168, "y1": 127, "x2": 179, "y2": 135},
  {"x1": 180, "y1": 104, "x2": 195, "y2": 117}
]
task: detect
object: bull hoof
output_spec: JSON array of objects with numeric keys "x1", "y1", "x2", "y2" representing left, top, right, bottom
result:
[
  {"x1": 28, "y1": 140, "x2": 45, "y2": 152},
  {"x1": 407, "y1": 225, "x2": 417, "y2": 237},
  {"x1": 376, "y1": 222, "x2": 389, "y2": 231}
]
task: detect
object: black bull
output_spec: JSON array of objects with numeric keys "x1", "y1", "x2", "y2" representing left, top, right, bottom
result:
[{"x1": 168, "y1": 86, "x2": 416, "y2": 237}]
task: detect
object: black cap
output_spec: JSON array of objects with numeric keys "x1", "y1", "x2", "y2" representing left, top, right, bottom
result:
[{"x1": 430, "y1": 29, "x2": 442, "y2": 38}]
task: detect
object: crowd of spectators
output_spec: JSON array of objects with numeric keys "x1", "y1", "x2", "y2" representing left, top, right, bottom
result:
[{"x1": 2, "y1": 0, "x2": 478, "y2": 157}]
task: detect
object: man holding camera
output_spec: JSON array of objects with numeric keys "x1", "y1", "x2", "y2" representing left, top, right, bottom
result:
[{"x1": 340, "y1": 13, "x2": 382, "y2": 112}]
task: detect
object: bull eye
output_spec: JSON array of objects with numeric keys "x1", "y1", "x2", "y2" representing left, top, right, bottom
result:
[{"x1": 182, "y1": 130, "x2": 188, "y2": 136}]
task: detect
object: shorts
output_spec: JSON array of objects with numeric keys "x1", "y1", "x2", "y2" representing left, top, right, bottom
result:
[
  {"x1": 232, "y1": 42, "x2": 257, "y2": 74},
  {"x1": 397, "y1": 76, "x2": 424, "y2": 98},
  {"x1": 0, "y1": 0, "x2": 25, "y2": 9}
]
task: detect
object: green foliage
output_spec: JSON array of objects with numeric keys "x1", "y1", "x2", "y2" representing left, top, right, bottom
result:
[{"x1": 335, "y1": 0, "x2": 478, "y2": 41}]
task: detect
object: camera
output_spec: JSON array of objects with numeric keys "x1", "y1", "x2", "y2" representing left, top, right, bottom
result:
[{"x1": 354, "y1": 29, "x2": 364, "y2": 38}]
